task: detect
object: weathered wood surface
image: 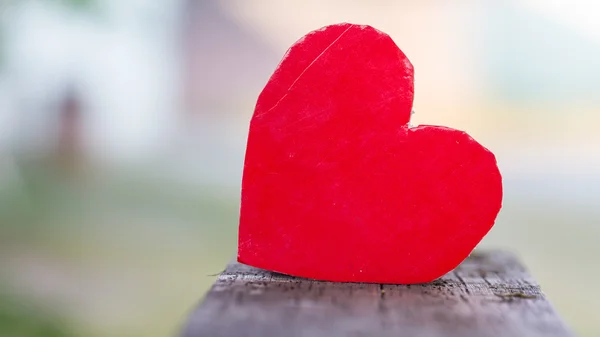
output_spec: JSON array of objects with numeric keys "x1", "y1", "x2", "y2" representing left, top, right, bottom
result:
[{"x1": 181, "y1": 250, "x2": 573, "y2": 337}]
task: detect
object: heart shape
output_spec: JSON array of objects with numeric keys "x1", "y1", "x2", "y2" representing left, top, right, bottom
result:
[{"x1": 238, "y1": 23, "x2": 502, "y2": 284}]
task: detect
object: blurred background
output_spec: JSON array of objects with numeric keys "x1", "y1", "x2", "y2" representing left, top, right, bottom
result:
[{"x1": 0, "y1": 0, "x2": 599, "y2": 336}]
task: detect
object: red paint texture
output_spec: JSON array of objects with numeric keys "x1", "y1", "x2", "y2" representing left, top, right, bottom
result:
[{"x1": 238, "y1": 23, "x2": 502, "y2": 284}]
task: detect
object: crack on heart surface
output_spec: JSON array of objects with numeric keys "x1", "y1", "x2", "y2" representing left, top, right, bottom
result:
[{"x1": 264, "y1": 24, "x2": 354, "y2": 114}]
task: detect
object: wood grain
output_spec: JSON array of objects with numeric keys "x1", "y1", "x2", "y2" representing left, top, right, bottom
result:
[{"x1": 181, "y1": 250, "x2": 573, "y2": 337}]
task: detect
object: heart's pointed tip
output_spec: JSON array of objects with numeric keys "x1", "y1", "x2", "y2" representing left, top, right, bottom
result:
[{"x1": 236, "y1": 254, "x2": 247, "y2": 266}]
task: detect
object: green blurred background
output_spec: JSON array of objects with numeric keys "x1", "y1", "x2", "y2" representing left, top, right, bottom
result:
[{"x1": 0, "y1": 0, "x2": 599, "y2": 336}]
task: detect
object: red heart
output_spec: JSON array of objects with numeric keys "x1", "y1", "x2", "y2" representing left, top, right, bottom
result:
[{"x1": 238, "y1": 23, "x2": 502, "y2": 284}]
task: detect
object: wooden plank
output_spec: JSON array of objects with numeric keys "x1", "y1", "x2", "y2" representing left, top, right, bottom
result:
[{"x1": 181, "y1": 250, "x2": 573, "y2": 337}]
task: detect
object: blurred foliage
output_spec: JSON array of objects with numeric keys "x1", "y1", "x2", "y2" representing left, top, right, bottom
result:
[
  {"x1": 57, "y1": 0, "x2": 95, "y2": 9},
  {"x1": 0, "y1": 158, "x2": 239, "y2": 337},
  {"x1": 0, "y1": 289, "x2": 76, "y2": 337}
]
